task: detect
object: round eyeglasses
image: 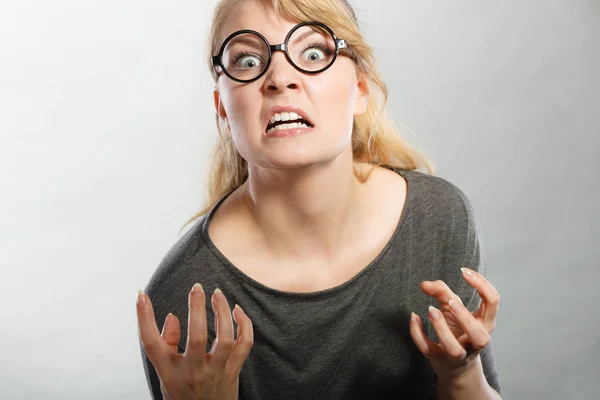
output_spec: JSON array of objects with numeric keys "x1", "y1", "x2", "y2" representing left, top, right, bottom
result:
[{"x1": 211, "y1": 21, "x2": 348, "y2": 83}]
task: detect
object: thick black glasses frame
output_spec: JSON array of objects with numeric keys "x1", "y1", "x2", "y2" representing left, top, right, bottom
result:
[{"x1": 211, "y1": 21, "x2": 348, "y2": 83}]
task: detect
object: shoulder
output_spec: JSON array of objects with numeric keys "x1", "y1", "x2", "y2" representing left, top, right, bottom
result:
[
  {"x1": 396, "y1": 168, "x2": 478, "y2": 226},
  {"x1": 143, "y1": 216, "x2": 208, "y2": 302}
]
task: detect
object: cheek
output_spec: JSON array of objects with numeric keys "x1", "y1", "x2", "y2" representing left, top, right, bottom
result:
[
  {"x1": 222, "y1": 86, "x2": 261, "y2": 141},
  {"x1": 309, "y1": 74, "x2": 357, "y2": 134}
]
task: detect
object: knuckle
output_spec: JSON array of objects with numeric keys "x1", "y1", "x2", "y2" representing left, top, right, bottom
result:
[
  {"x1": 220, "y1": 339, "x2": 235, "y2": 352},
  {"x1": 241, "y1": 339, "x2": 254, "y2": 351},
  {"x1": 183, "y1": 368, "x2": 204, "y2": 387},
  {"x1": 479, "y1": 337, "x2": 490, "y2": 348},
  {"x1": 188, "y1": 333, "x2": 207, "y2": 348},
  {"x1": 159, "y1": 372, "x2": 175, "y2": 389},
  {"x1": 450, "y1": 349, "x2": 466, "y2": 359},
  {"x1": 489, "y1": 295, "x2": 500, "y2": 306},
  {"x1": 241, "y1": 332, "x2": 254, "y2": 348},
  {"x1": 143, "y1": 338, "x2": 160, "y2": 352}
]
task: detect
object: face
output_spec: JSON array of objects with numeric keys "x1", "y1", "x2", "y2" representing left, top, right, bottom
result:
[{"x1": 213, "y1": 0, "x2": 369, "y2": 171}]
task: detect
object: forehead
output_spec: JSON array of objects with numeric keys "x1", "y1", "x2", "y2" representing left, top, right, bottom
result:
[{"x1": 219, "y1": 0, "x2": 300, "y2": 45}]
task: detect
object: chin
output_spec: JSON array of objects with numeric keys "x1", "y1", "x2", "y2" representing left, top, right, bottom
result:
[
  {"x1": 263, "y1": 155, "x2": 323, "y2": 170},
  {"x1": 242, "y1": 132, "x2": 351, "y2": 170},
  {"x1": 260, "y1": 148, "x2": 346, "y2": 171}
]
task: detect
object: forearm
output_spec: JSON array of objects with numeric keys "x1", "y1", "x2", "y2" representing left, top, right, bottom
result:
[{"x1": 436, "y1": 356, "x2": 502, "y2": 400}]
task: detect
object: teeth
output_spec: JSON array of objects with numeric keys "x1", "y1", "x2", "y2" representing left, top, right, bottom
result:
[
  {"x1": 266, "y1": 122, "x2": 309, "y2": 133},
  {"x1": 269, "y1": 111, "x2": 303, "y2": 124}
]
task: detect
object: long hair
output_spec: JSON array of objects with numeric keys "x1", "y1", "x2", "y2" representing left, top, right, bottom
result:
[{"x1": 179, "y1": 0, "x2": 434, "y2": 234}]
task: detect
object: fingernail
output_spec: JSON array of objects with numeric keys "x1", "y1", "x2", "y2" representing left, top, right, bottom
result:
[
  {"x1": 448, "y1": 299, "x2": 462, "y2": 312},
  {"x1": 461, "y1": 267, "x2": 476, "y2": 279},
  {"x1": 213, "y1": 288, "x2": 222, "y2": 303},
  {"x1": 192, "y1": 283, "x2": 204, "y2": 295},
  {"x1": 137, "y1": 290, "x2": 146, "y2": 306},
  {"x1": 233, "y1": 304, "x2": 240, "y2": 323},
  {"x1": 428, "y1": 305, "x2": 440, "y2": 319},
  {"x1": 410, "y1": 312, "x2": 417, "y2": 323}
]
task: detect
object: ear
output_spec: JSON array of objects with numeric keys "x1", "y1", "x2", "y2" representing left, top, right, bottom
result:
[
  {"x1": 353, "y1": 74, "x2": 369, "y2": 116},
  {"x1": 213, "y1": 88, "x2": 227, "y2": 120}
]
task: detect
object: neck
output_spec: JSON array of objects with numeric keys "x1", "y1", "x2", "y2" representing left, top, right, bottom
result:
[{"x1": 240, "y1": 150, "x2": 371, "y2": 261}]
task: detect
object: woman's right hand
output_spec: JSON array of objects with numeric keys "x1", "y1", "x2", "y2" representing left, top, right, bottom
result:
[{"x1": 136, "y1": 283, "x2": 254, "y2": 400}]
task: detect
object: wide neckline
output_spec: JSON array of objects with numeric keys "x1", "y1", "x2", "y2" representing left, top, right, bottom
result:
[{"x1": 200, "y1": 166, "x2": 418, "y2": 300}]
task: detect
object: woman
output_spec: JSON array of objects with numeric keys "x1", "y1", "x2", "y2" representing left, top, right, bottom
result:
[{"x1": 136, "y1": 0, "x2": 503, "y2": 399}]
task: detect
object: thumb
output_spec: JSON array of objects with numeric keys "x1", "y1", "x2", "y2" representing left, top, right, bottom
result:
[{"x1": 160, "y1": 313, "x2": 181, "y2": 354}]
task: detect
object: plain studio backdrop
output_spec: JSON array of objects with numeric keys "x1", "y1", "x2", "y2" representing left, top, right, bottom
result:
[{"x1": 1, "y1": 0, "x2": 598, "y2": 399}]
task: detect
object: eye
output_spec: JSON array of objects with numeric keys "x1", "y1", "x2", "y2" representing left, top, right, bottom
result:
[
  {"x1": 234, "y1": 53, "x2": 263, "y2": 69},
  {"x1": 300, "y1": 43, "x2": 332, "y2": 63},
  {"x1": 304, "y1": 49, "x2": 324, "y2": 62}
]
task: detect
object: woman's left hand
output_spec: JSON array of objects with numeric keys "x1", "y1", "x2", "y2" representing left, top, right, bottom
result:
[{"x1": 409, "y1": 267, "x2": 500, "y2": 380}]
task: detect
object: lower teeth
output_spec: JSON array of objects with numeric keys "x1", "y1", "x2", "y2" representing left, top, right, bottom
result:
[{"x1": 267, "y1": 122, "x2": 309, "y2": 133}]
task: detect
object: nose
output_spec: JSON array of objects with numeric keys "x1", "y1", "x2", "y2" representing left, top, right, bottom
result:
[{"x1": 262, "y1": 49, "x2": 300, "y2": 92}]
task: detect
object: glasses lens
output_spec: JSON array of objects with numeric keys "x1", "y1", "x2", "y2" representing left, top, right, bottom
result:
[
  {"x1": 288, "y1": 24, "x2": 337, "y2": 72},
  {"x1": 222, "y1": 33, "x2": 269, "y2": 81}
]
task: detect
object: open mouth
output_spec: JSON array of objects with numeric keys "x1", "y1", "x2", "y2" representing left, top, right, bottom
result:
[{"x1": 266, "y1": 118, "x2": 314, "y2": 133}]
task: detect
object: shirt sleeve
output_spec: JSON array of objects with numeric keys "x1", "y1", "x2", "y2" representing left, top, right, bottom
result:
[
  {"x1": 451, "y1": 189, "x2": 502, "y2": 395},
  {"x1": 428, "y1": 184, "x2": 502, "y2": 397}
]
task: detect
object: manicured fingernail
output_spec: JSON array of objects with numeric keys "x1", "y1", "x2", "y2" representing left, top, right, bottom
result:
[
  {"x1": 137, "y1": 290, "x2": 146, "y2": 306},
  {"x1": 213, "y1": 288, "x2": 222, "y2": 303},
  {"x1": 428, "y1": 305, "x2": 440, "y2": 319},
  {"x1": 192, "y1": 283, "x2": 203, "y2": 295},
  {"x1": 461, "y1": 267, "x2": 475, "y2": 279},
  {"x1": 233, "y1": 304, "x2": 240, "y2": 323},
  {"x1": 410, "y1": 312, "x2": 417, "y2": 323},
  {"x1": 448, "y1": 299, "x2": 462, "y2": 312}
]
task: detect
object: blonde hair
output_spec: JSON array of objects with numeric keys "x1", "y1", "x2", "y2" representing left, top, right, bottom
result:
[{"x1": 180, "y1": 0, "x2": 434, "y2": 234}]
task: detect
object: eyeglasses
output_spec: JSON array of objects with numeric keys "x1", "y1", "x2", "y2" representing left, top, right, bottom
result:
[{"x1": 211, "y1": 21, "x2": 349, "y2": 83}]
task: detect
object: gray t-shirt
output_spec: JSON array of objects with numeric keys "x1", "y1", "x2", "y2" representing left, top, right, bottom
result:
[{"x1": 139, "y1": 167, "x2": 502, "y2": 399}]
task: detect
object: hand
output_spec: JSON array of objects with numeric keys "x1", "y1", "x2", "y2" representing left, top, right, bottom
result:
[
  {"x1": 409, "y1": 267, "x2": 500, "y2": 380},
  {"x1": 136, "y1": 283, "x2": 254, "y2": 400}
]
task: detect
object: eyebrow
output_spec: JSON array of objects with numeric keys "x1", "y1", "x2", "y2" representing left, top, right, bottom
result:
[
  {"x1": 228, "y1": 35, "x2": 265, "y2": 50},
  {"x1": 222, "y1": 26, "x2": 323, "y2": 54},
  {"x1": 288, "y1": 29, "x2": 320, "y2": 47}
]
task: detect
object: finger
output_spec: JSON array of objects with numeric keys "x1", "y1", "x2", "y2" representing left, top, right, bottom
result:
[
  {"x1": 420, "y1": 280, "x2": 455, "y2": 304},
  {"x1": 161, "y1": 313, "x2": 181, "y2": 354},
  {"x1": 225, "y1": 304, "x2": 254, "y2": 376},
  {"x1": 409, "y1": 312, "x2": 444, "y2": 360},
  {"x1": 136, "y1": 291, "x2": 172, "y2": 376},
  {"x1": 428, "y1": 306, "x2": 467, "y2": 360},
  {"x1": 460, "y1": 268, "x2": 500, "y2": 333},
  {"x1": 209, "y1": 288, "x2": 236, "y2": 367},
  {"x1": 184, "y1": 283, "x2": 208, "y2": 364},
  {"x1": 447, "y1": 298, "x2": 490, "y2": 351}
]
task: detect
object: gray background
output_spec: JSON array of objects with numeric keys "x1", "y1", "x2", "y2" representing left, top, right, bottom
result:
[{"x1": 0, "y1": 0, "x2": 598, "y2": 398}]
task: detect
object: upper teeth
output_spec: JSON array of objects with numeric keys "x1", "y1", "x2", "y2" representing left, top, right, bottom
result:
[{"x1": 269, "y1": 111, "x2": 304, "y2": 125}]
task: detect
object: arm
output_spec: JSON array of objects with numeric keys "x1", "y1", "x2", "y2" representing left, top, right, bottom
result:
[
  {"x1": 413, "y1": 183, "x2": 502, "y2": 398},
  {"x1": 436, "y1": 192, "x2": 502, "y2": 399}
]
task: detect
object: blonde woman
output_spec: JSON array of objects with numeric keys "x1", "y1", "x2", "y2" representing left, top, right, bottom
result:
[{"x1": 136, "y1": 0, "x2": 503, "y2": 399}]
